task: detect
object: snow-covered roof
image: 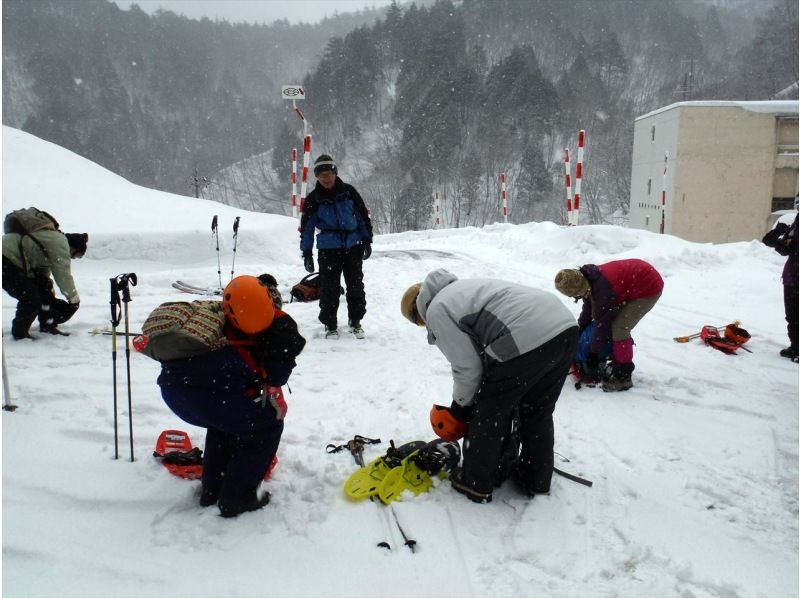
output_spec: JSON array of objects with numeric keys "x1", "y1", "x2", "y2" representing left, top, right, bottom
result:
[{"x1": 636, "y1": 100, "x2": 799, "y2": 121}]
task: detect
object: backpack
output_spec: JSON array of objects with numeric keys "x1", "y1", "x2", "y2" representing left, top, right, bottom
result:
[
  {"x1": 4, "y1": 207, "x2": 60, "y2": 235},
  {"x1": 290, "y1": 273, "x2": 324, "y2": 302},
  {"x1": 289, "y1": 272, "x2": 344, "y2": 303},
  {"x1": 139, "y1": 300, "x2": 229, "y2": 362},
  {"x1": 700, "y1": 324, "x2": 751, "y2": 354}
]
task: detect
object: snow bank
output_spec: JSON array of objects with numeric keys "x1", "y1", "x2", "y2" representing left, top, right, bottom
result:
[{"x1": 2, "y1": 127, "x2": 797, "y2": 598}]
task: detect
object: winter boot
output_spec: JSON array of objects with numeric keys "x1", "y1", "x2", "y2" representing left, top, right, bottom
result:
[
  {"x1": 199, "y1": 487, "x2": 219, "y2": 507},
  {"x1": 348, "y1": 321, "x2": 365, "y2": 339},
  {"x1": 39, "y1": 323, "x2": 69, "y2": 336},
  {"x1": 779, "y1": 346, "x2": 798, "y2": 362},
  {"x1": 218, "y1": 490, "x2": 271, "y2": 518},
  {"x1": 324, "y1": 326, "x2": 339, "y2": 340},
  {"x1": 450, "y1": 468, "x2": 492, "y2": 504},
  {"x1": 509, "y1": 465, "x2": 550, "y2": 498},
  {"x1": 602, "y1": 362, "x2": 635, "y2": 392}
]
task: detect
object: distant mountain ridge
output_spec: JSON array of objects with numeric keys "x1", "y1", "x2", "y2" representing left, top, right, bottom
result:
[{"x1": 3, "y1": 0, "x2": 796, "y2": 230}]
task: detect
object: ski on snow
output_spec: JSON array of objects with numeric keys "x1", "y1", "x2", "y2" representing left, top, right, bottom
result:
[{"x1": 171, "y1": 280, "x2": 223, "y2": 296}]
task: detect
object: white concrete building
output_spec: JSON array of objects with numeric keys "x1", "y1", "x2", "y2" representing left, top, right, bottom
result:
[{"x1": 629, "y1": 100, "x2": 798, "y2": 243}]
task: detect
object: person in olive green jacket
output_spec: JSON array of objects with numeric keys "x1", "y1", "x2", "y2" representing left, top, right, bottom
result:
[{"x1": 2, "y1": 226, "x2": 88, "y2": 339}]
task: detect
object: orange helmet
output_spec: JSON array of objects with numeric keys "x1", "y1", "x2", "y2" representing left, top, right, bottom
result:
[
  {"x1": 429, "y1": 404, "x2": 468, "y2": 441},
  {"x1": 223, "y1": 275, "x2": 275, "y2": 334},
  {"x1": 724, "y1": 324, "x2": 751, "y2": 345}
]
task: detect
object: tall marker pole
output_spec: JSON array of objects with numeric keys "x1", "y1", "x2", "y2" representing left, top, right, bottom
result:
[
  {"x1": 500, "y1": 173, "x2": 508, "y2": 223},
  {"x1": 299, "y1": 134, "x2": 311, "y2": 215},
  {"x1": 573, "y1": 130, "x2": 585, "y2": 226},
  {"x1": 660, "y1": 151, "x2": 669, "y2": 234},
  {"x1": 433, "y1": 191, "x2": 441, "y2": 228},
  {"x1": 290, "y1": 148, "x2": 298, "y2": 219},
  {"x1": 564, "y1": 148, "x2": 573, "y2": 226},
  {"x1": 281, "y1": 85, "x2": 311, "y2": 218}
]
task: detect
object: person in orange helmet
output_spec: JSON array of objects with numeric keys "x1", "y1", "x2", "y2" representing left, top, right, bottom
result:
[{"x1": 157, "y1": 275, "x2": 305, "y2": 517}]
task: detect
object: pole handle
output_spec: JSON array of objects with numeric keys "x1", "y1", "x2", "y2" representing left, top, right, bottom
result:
[
  {"x1": 109, "y1": 278, "x2": 122, "y2": 327},
  {"x1": 116, "y1": 273, "x2": 138, "y2": 304}
]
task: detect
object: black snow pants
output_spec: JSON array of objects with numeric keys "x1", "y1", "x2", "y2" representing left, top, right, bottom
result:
[
  {"x1": 461, "y1": 326, "x2": 579, "y2": 494},
  {"x1": 2, "y1": 257, "x2": 78, "y2": 338},
  {"x1": 785, "y1": 285, "x2": 798, "y2": 350},
  {"x1": 317, "y1": 245, "x2": 366, "y2": 329},
  {"x1": 158, "y1": 347, "x2": 284, "y2": 502}
]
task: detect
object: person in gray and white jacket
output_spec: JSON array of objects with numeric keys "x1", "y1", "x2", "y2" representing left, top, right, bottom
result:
[{"x1": 401, "y1": 268, "x2": 578, "y2": 503}]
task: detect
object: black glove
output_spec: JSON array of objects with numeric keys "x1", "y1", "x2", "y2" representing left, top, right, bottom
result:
[
  {"x1": 763, "y1": 222, "x2": 790, "y2": 247},
  {"x1": 448, "y1": 400, "x2": 473, "y2": 423},
  {"x1": 303, "y1": 252, "x2": 314, "y2": 273},
  {"x1": 362, "y1": 242, "x2": 372, "y2": 260}
]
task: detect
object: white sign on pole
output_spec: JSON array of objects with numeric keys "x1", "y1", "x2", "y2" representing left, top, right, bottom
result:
[{"x1": 281, "y1": 85, "x2": 305, "y2": 100}]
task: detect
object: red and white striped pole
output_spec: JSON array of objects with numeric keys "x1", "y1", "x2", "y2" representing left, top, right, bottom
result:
[
  {"x1": 500, "y1": 172, "x2": 508, "y2": 223},
  {"x1": 433, "y1": 191, "x2": 441, "y2": 228},
  {"x1": 660, "y1": 151, "x2": 668, "y2": 234},
  {"x1": 572, "y1": 130, "x2": 585, "y2": 226},
  {"x1": 290, "y1": 148, "x2": 298, "y2": 219},
  {"x1": 564, "y1": 148, "x2": 573, "y2": 226},
  {"x1": 299, "y1": 135, "x2": 311, "y2": 215}
]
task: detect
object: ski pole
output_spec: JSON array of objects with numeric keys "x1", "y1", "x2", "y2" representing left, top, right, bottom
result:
[
  {"x1": 554, "y1": 467, "x2": 593, "y2": 487},
  {"x1": 117, "y1": 273, "x2": 137, "y2": 462},
  {"x1": 326, "y1": 435, "x2": 395, "y2": 550},
  {"x1": 212, "y1": 215, "x2": 222, "y2": 290},
  {"x1": 110, "y1": 277, "x2": 122, "y2": 459},
  {"x1": 230, "y1": 217, "x2": 240, "y2": 281},
  {"x1": 2, "y1": 337, "x2": 18, "y2": 412}
]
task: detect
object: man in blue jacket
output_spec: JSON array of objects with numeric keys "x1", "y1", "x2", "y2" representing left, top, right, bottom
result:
[{"x1": 299, "y1": 154, "x2": 373, "y2": 339}]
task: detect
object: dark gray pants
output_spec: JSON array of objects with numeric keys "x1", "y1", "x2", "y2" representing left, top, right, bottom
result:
[
  {"x1": 2, "y1": 257, "x2": 78, "y2": 338},
  {"x1": 461, "y1": 327, "x2": 578, "y2": 494},
  {"x1": 317, "y1": 246, "x2": 366, "y2": 329}
]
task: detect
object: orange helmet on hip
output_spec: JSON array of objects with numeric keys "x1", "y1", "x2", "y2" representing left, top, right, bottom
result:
[{"x1": 429, "y1": 404, "x2": 468, "y2": 441}]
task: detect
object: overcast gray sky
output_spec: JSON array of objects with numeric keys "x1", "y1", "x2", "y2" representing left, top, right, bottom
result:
[{"x1": 111, "y1": 1, "x2": 396, "y2": 25}]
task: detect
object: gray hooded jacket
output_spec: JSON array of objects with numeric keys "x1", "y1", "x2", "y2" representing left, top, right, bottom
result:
[{"x1": 416, "y1": 269, "x2": 577, "y2": 406}]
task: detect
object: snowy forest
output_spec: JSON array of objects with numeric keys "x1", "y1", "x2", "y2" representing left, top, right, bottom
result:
[{"x1": 2, "y1": 0, "x2": 798, "y2": 230}]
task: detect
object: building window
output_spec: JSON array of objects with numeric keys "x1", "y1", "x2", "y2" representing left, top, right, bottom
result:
[
  {"x1": 772, "y1": 197, "x2": 796, "y2": 211},
  {"x1": 647, "y1": 178, "x2": 652, "y2": 195},
  {"x1": 651, "y1": 126, "x2": 656, "y2": 141}
]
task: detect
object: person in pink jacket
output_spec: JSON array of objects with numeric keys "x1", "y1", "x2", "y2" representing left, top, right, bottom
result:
[{"x1": 554, "y1": 258, "x2": 663, "y2": 391}]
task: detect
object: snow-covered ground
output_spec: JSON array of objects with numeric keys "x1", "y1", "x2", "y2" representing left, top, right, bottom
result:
[{"x1": 2, "y1": 126, "x2": 798, "y2": 598}]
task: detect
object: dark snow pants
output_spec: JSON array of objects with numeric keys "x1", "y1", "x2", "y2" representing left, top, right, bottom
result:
[
  {"x1": 461, "y1": 326, "x2": 578, "y2": 494},
  {"x1": 160, "y1": 385, "x2": 283, "y2": 501},
  {"x1": 2, "y1": 257, "x2": 78, "y2": 338},
  {"x1": 317, "y1": 245, "x2": 366, "y2": 329},
  {"x1": 785, "y1": 285, "x2": 798, "y2": 350}
]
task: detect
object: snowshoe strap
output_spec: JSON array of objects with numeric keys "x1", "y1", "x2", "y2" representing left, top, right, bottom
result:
[
  {"x1": 383, "y1": 440, "x2": 405, "y2": 467},
  {"x1": 325, "y1": 435, "x2": 381, "y2": 454},
  {"x1": 153, "y1": 447, "x2": 203, "y2": 465},
  {"x1": 326, "y1": 435, "x2": 382, "y2": 467}
]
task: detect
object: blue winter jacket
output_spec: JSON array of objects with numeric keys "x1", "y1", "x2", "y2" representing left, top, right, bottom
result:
[{"x1": 299, "y1": 178, "x2": 372, "y2": 253}]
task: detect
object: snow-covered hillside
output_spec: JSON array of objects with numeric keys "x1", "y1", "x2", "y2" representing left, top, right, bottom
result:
[{"x1": 2, "y1": 127, "x2": 797, "y2": 598}]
